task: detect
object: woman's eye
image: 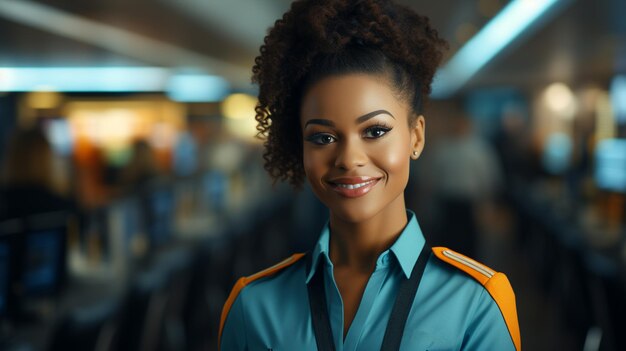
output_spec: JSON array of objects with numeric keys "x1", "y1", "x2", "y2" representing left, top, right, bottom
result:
[
  {"x1": 363, "y1": 126, "x2": 391, "y2": 139},
  {"x1": 306, "y1": 133, "x2": 336, "y2": 145}
]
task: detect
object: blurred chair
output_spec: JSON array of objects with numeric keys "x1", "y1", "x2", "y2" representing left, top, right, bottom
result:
[
  {"x1": 583, "y1": 250, "x2": 625, "y2": 351},
  {"x1": 156, "y1": 248, "x2": 193, "y2": 351},
  {"x1": 181, "y1": 241, "x2": 230, "y2": 351},
  {"x1": 115, "y1": 247, "x2": 193, "y2": 351},
  {"x1": 47, "y1": 298, "x2": 119, "y2": 351},
  {"x1": 115, "y1": 265, "x2": 168, "y2": 351}
]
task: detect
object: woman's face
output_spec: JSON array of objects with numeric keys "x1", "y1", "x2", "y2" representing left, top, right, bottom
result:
[{"x1": 300, "y1": 73, "x2": 425, "y2": 224}]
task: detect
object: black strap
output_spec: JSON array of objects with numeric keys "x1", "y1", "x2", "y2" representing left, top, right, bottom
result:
[
  {"x1": 306, "y1": 244, "x2": 432, "y2": 351},
  {"x1": 380, "y1": 244, "x2": 431, "y2": 350},
  {"x1": 307, "y1": 257, "x2": 336, "y2": 351}
]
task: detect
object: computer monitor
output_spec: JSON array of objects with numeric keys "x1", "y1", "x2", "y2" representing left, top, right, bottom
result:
[
  {"x1": 21, "y1": 229, "x2": 64, "y2": 296},
  {"x1": 0, "y1": 212, "x2": 68, "y2": 321},
  {"x1": 21, "y1": 212, "x2": 69, "y2": 297},
  {"x1": 595, "y1": 138, "x2": 626, "y2": 193}
]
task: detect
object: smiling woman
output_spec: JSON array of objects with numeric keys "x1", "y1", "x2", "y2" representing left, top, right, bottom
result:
[
  {"x1": 219, "y1": 1, "x2": 521, "y2": 350},
  {"x1": 300, "y1": 74, "x2": 422, "y2": 227}
]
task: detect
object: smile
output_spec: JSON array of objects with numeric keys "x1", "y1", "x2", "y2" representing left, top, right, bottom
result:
[
  {"x1": 336, "y1": 180, "x2": 376, "y2": 189},
  {"x1": 329, "y1": 177, "x2": 381, "y2": 198}
]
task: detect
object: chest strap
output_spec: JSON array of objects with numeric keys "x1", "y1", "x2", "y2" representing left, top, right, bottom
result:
[{"x1": 306, "y1": 244, "x2": 431, "y2": 351}]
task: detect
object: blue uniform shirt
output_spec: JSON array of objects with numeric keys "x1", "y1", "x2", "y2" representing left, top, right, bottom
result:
[{"x1": 220, "y1": 211, "x2": 520, "y2": 350}]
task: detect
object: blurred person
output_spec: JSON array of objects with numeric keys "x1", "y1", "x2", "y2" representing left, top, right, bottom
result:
[
  {"x1": 431, "y1": 111, "x2": 503, "y2": 258},
  {"x1": 201, "y1": 120, "x2": 253, "y2": 212},
  {"x1": 495, "y1": 104, "x2": 534, "y2": 186},
  {"x1": 118, "y1": 139, "x2": 159, "y2": 193},
  {"x1": 118, "y1": 138, "x2": 176, "y2": 251},
  {"x1": 173, "y1": 130, "x2": 199, "y2": 178},
  {"x1": 73, "y1": 136, "x2": 111, "y2": 208},
  {"x1": 219, "y1": 1, "x2": 520, "y2": 350},
  {"x1": 0, "y1": 128, "x2": 77, "y2": 221}
]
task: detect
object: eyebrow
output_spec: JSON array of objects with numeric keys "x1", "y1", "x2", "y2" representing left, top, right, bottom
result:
[
  {"x1": 304, "y1": 109, "x2": 395, "y2": 128},
  {"x1": 356, "y1": 109, "x2": 395, "y2": 124},
  {"x1": 304, "y1": 118, "x2": 335, "y2": 128}
]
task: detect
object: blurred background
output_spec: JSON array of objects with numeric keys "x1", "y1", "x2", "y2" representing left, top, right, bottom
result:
[{"x1": 0, "y1": 0, "x2": 624, "y2": 350}]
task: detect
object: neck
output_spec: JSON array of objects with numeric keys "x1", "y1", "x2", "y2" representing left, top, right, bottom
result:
[{"x1": 328, "y1": 197, "x2": 408, "y2": 273}]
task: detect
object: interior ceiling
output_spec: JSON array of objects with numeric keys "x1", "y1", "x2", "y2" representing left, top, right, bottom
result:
[{"x1": 0, "y1": 0, "x2": 622, "y2": 94}]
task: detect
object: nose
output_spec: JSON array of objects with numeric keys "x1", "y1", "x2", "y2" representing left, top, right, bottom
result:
[{"x1": 334, "y1": 138, "x2": 367, "y2": 170}]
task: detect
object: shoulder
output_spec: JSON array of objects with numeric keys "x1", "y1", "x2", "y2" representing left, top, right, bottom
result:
[
  {"x1": 222, "y1": 253, "x2": 306, "y2": 313},
  {"x1": 431, "y1": 247, "x2": 497, "y2": 285},
  {"x1": 430, "y1": 247, "x2": 521, "y2": 351},
  {"x1": 218, "y1": 253, "x2": 306, "y2": 344}
]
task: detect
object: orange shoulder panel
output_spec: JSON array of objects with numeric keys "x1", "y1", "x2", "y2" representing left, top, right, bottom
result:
[
  {"x1": 218, "y1": 253, "x2": 306, "y2": 350},
  {"x1": 432, "y1": 247, "x2": 521, "y2": 351}
]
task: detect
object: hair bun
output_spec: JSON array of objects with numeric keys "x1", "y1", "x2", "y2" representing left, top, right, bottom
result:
[{"x1": 300, "y1": 0, "x2": 395, "y2": 52}]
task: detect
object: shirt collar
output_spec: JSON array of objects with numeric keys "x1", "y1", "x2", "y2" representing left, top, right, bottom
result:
[
  {"x1": 389, "y1": 210, "x2": 426, "y2": 279},
  {"x1": 305, "y1": 210, "x2": 426, "y2": 283},
  {"x1": 306, "y1": 222, "x2": 331, "y2": 284}
]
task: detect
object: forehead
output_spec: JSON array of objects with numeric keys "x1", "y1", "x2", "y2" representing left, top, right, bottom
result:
[{"x1": 300, "y1": 73, "x2": 408, "y2": 124}]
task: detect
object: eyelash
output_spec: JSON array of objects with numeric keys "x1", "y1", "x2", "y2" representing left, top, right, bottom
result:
[
  {"x1": 305, "y1": 133, "x2": 336, "y2": 145},
  {"x1": 363, "y1": 123, "x2": 392, "y2": 139},
  {"x1": 305, "y1": 123, "x2": 393, "y2": 145}
]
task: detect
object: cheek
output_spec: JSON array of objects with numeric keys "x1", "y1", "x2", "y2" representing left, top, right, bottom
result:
[
  {"x1": 303, "y1": 148, "x2": 327, "y2": 182},
  {"x1": 303, "y1": 149, "x2": 334, "y2": 205},
  {"x1": 372, "y1": 139, "x2": 411, "y2": 179}
]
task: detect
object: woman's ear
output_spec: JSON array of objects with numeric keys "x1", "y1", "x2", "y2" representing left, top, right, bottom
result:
[{"x1": 410, "y1": 115, "x2": 425, "y2": 160}]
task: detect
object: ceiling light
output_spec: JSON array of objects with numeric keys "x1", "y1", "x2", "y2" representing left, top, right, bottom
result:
[
  {"x1": 0, "y1": 67, "x2": 168, "y2": 92},
  {"x1": 166, "y1": 73, "x2": 230, "y2": 102},
  {"x1": 543, "y1": 82, "x2": 576, "y2": 119},
  {"x1": 0, "y1": 0, "x2": 249, "y2": 86},
  {"x1": 432, "y1": 0, "x2": 572, "y2": 99}
]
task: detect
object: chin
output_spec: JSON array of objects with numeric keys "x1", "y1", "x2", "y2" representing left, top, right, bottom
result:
[{"x1": 327, "y1": 199, "x2": 385, "y2": 224}]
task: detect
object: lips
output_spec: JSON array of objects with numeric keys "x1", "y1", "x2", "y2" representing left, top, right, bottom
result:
[{"x1": 327, "y1": 176, "x2": 381, "y2": 198}]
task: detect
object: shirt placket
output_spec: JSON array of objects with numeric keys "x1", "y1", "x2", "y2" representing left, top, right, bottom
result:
[
  {"x1": 323, "y1": 261, "x2": 344, "y2": 351},
  {"x1": 324, "y1": 254, "x2": 392, "y2": 351}
]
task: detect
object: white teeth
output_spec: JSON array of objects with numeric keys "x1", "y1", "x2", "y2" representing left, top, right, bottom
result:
[{"x1": 336, "y1": 180, "x2": 375, "y2": 189}]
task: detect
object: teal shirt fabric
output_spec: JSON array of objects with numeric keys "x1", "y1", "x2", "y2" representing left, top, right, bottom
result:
[{"x1": 220, "y1": 211, "x2": 516, "y2": 350}]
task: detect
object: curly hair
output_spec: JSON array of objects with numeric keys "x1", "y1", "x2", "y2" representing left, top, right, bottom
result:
[{"x1": 253, "y1": 0, "x2": 448, "y2": 187}]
